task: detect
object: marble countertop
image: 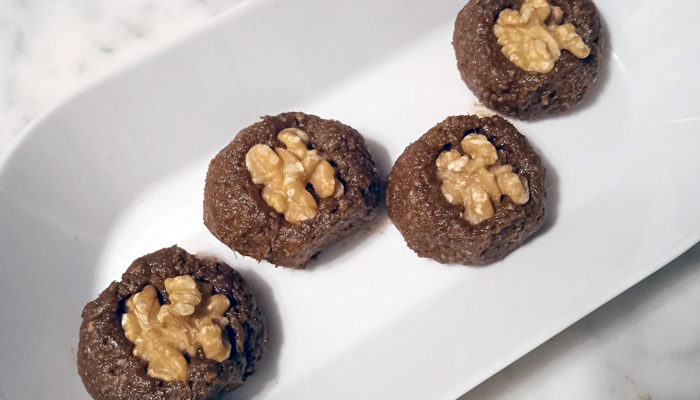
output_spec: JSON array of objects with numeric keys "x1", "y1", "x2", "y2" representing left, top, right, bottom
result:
[{"x1": 1, "y1": 1, "x2": 698, "y2": 398}]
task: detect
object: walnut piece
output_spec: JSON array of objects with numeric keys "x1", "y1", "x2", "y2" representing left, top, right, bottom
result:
[
  {"x1": 436, "y1": 134, "x2": 529, "y2": 224},
  {"x1": 246, "y1": 128, "x2": 343, "y2": 223},
  {"x1": 121, "y1": 275, "x2": 231, "y2": 382},
  {"x1": 493, "y1": 0, "x2": 590, "y2": 73}
]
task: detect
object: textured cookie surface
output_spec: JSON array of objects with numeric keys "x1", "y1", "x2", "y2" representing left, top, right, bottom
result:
[
  {"x1": 78, "y1": 246, "x2": 267, "y2": 400},
  {"x1": 204, "y1": 112, "x2": 380, "y2": 268},
  {"x1": 387, "y1": 115, "x2": 546, "y2": 265},
  {"x1": 453, "y1": 0, "x2": 604, "y2": 119}
]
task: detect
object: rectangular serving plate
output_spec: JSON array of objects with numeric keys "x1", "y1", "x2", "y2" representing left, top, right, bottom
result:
[{"x1": 1, "y1": 0, "x2": 699, "y2": 398}]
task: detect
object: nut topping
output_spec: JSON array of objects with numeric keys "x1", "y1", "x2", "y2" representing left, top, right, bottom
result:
[
  {"x1": 246, "y1": 128, "x2": 343, "y2": 223},
  {"x1": 493, "y1": 0, "x2": 590, "y2": 73},
  {"x1": 436, "y1": 134, "x2": 529, "y2": 224},
  {"x1": 121, "y1": 275, "x2": 231, "y2": 382}
]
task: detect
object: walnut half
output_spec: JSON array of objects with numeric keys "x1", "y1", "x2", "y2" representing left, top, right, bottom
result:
[
  {"x1": 121, "y1": 275, "x2": 231, "y2": 382},
  {"x1": 493, "y1": 0, "x2": 590, "y2": 73},
  {"x1": 246, "y1": 128, "x2": 344, "y2": 223},
  {"x1": 436, "y1": 134, "x2": 529, "y2": 224}
]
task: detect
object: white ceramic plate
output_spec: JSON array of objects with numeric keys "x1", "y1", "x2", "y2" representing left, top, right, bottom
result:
[{"x1": 1, "y1": 0, "x2": 699, "y2": 398}]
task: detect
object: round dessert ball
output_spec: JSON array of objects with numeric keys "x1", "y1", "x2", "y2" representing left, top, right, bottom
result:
[
  {"x1": 204, "y1": 112, "x2": 380, "y2": 268},
  {"x1": 453, "y1": 0, "x2": 604, "y2": 119},
  {"x1": 387, "y1": 115, "x2": 546, "y2": 265},
  {"x1": 77, "y1": 246, "x2": 267, "y2": 400}
]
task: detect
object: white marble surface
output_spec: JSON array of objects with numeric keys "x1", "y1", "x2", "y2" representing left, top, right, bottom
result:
[
  {"x1": 1, "y1": 1, "x2": 698, "y2": 399},
  {"x1": 0, "y1": 0, "x2": 244, "y2": 151}
]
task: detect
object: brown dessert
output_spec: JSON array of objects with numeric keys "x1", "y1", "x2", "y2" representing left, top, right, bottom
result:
[
  {"x1": 77, "y1": 246, "x2": 267, "y2": 400},
  {"x1": 387, "y1": 115, "x2": 546, "y2": 265},
  {"x1": 453, "y1": 0, "x2": 604, "y2": 119},
  {"x1": 203, "y1": 112, "x2": 380, "y2": 268}
]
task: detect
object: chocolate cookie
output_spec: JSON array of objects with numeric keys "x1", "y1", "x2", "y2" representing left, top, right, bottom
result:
[
  {"x1": 77, "y1": 246, "x2": 267, "y2": 400},
  {"x1": 453, "y1": 0, "x2": 604, "y2": 119},
  {"x1": 387, "y1": 115, "x2": 546, "y2": 265},
  {"x1": 204, "y1": 112, "x2": 380, "y2": 268}
]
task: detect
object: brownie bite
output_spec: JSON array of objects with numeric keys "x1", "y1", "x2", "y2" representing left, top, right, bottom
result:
[
  {"x1": 204, "y1": 112, "x2": 380, "y2": 268},
  {"x1": 387, "y1": 115, "x2": 546, "y2": 265},
  {"x1": 453, "y1": 0, "x2": 604, "y2": 119},
  {"x1": 77, "y1": 246, "x2": 267, "y2": 400}
]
